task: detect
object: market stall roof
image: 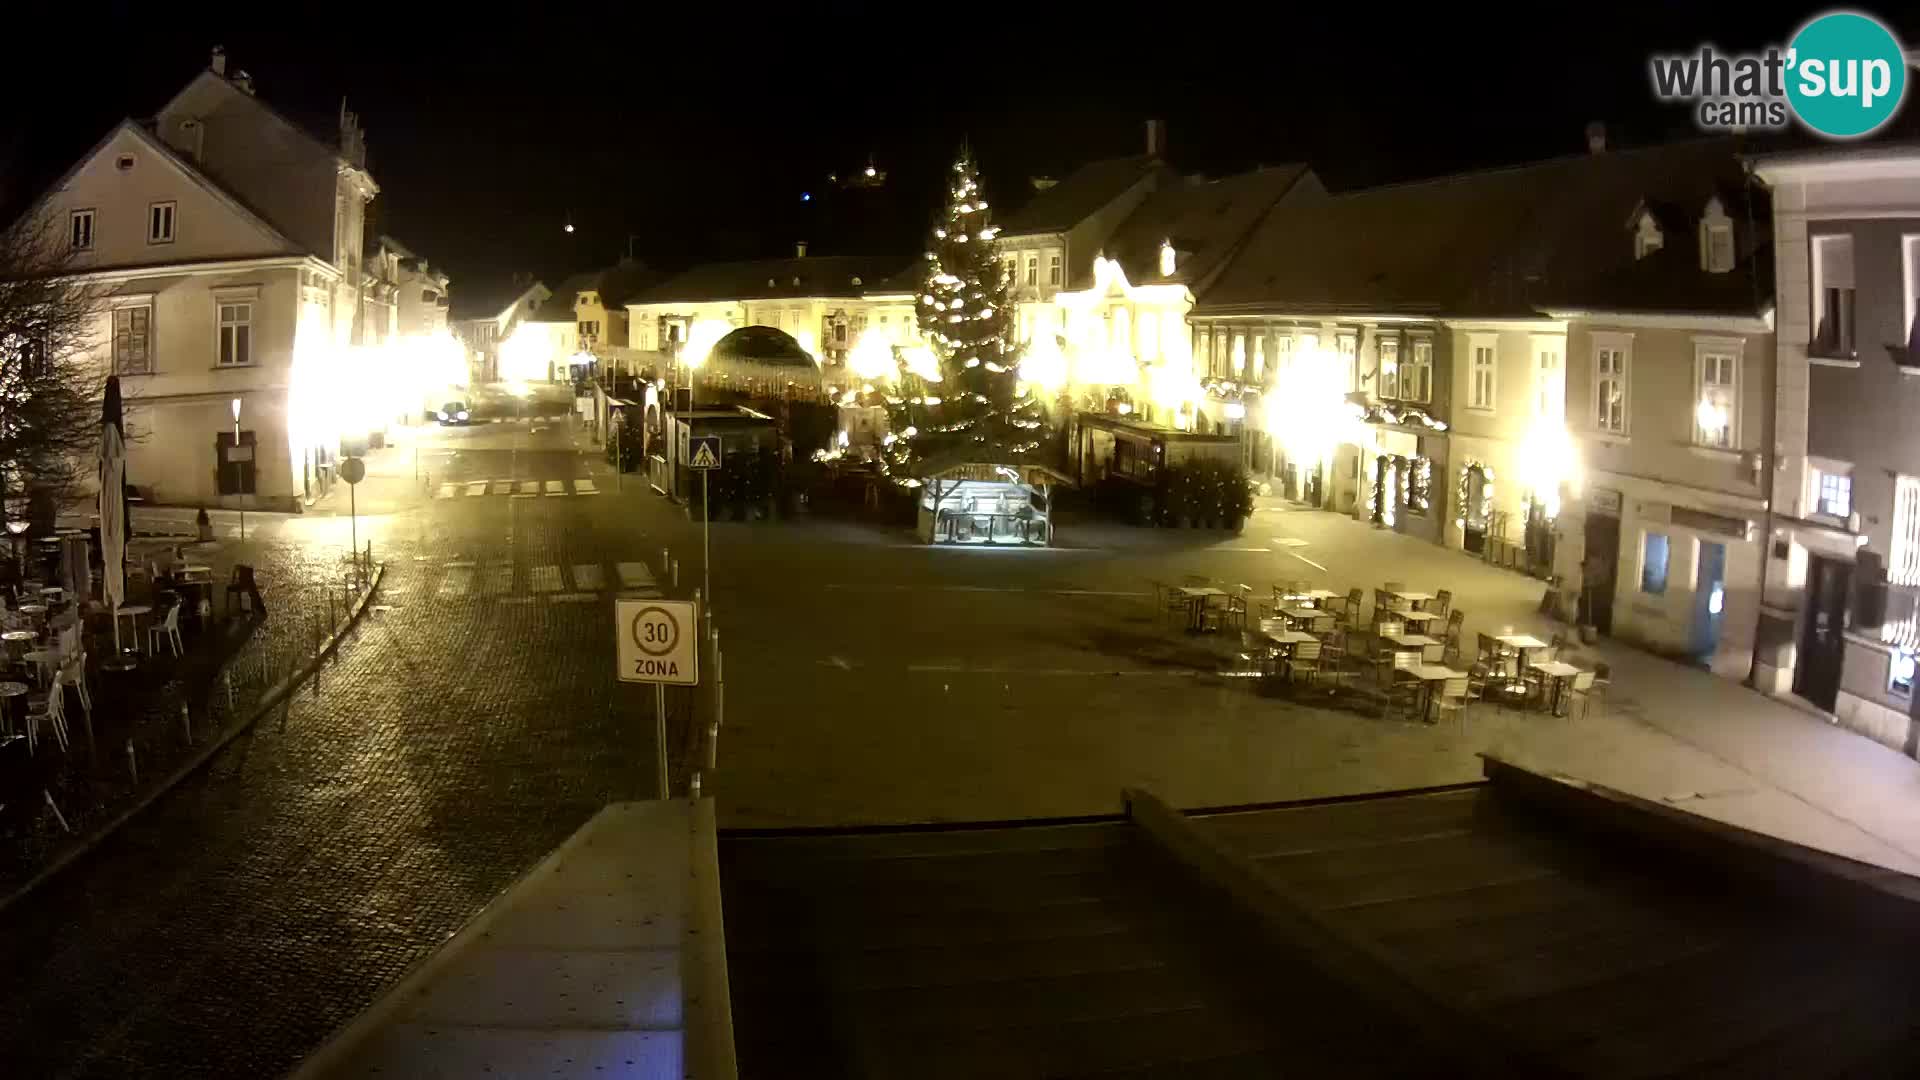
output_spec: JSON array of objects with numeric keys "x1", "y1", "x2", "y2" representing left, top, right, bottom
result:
[
  {"x1": 1078, "y1": 411, "x2": 1238, "y2": 443},
  {"x1": 703, "y1": 326, "x2": 824, "y2": 387},
  {"x1": 907, "y1": 449, "x2": 1073, "y2": 487}
]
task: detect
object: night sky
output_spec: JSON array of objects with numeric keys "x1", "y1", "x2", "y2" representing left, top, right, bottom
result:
[{"x1": 4, "y1": 5, "x2": 1916, "y2": 311}]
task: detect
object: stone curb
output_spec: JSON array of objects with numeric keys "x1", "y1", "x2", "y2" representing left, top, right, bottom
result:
[{"x1": 0, "y1": 562, "x2": 386, "y2": 917}]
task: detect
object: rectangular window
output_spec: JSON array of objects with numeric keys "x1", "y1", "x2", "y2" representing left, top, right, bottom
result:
[
  {"x1": 1273, "y1": 334, "x2": 1295, "y2": 382},
  {"x1": 1230, "y1": 331, "x2": 1246, "y2": 376},
  {"x1": 1375, "y1": 337, "x2": 1399, "y2": 399},
  {"x1": 1405, "y1": 338, "x2": 1431, "y2": 403},
  {"x1": 1593, "y1": 338, "x2": 1629, "y2": 434},
  {"x1": 1048, "y1": 253, "x2": 1062, "y2": 286},
  {"x1": 1812, "y1": 234, "x2": 1856, "y2": 356},
  {"x1": 1336, "y1": 332, "x2": 1356, "y2": 391},
  {"x1": 1251, "y1": 333, "x2": 1265, "y2": 381},
  {"x1": 1892, "y1": 650, "x2": 1917, "y2": 697},
  {"x1": 148, "y1": 201, "x2": 175, "y2": 244},
  {"x1": 1905, "y1": 235, "x2": 1920, "y2": 352},
  {"x1": 1025, "y1": 256, "x2": 1038, "y2": 287},
  {"x1": 113, "y1": 304, "x2": 151, "y2": 374},
  {"x1": 1534, "y1": 342, "x2": 1563, "y2": 420},
  {"x1": 218, "y1": 303, "x2": 253, "y2": 367},
  {"x1": 1694, "y1": 345, "x2": 1737, "y2": 448},
  {"x1": 1641, "y1": 532, "x2": 1670, "y2": 595},
  {"x1": 1706, "y1": 224, "x2": 1734, "y2": 273},
  {"x1": 1817, "y1": 470, "x2": 1852, "y2": 518},
  {"x1": 1469, "y1": 338, "x2": 1496, "y2": 411},
  {"x1": 70, "y1": 209, "x2": 95, "y2": 251},
  {"x1": 1894, "y1": 475, "x2": 1920, "y2": 586},
  {"x1": 1002, "y1": 258, "x2": 1014, "y2": 284}
]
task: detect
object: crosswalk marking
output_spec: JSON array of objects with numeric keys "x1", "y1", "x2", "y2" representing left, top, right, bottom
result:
[
  {"x1": 466, "y1": 480, "x2": 488, "y2": 496},
  {"x1": 483, "y1": 565, "x2": 514, "y2": 595},
  {"x1": 616, "y1": 562, "x2": 655, "y2": 588},
  {"x1": 576, "y1": 478, "x2": 597, "y2": 494},
  {"x1": 572, "y1": 564, "x2": 604, "y2": 590},
  {"x1": 544, "y1": 480, "x2": 563, "y2": 494},
  {"x1": 438, "y1": 567, "x2": 471, "y2": 597},
  {"x1": 518, "y1": 480, "x2": 540, "y2": 495},
  {"x1": 437, "y1": 483, "x2": 457, "y2": 499},
  {"x1": 529, "y1": 565, "x2": 562, "y2": 592}
]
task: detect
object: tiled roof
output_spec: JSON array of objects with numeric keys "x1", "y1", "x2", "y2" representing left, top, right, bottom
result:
[
  {"x1": 995, "y1": 155, "x2": 1171, "y2": 236},
  {"x1": 1197, "y1": 138, "x2": 1770, "y2": 318},
  {"x1": 1097, "y1": 165, "x2": 1313, "y2": 293},
  {"x1": 631, "y1": 255, "x2": 911, "y2": 305},
  {"x1": 534, "y1": 261, "x2": 660, "y2": 319}
]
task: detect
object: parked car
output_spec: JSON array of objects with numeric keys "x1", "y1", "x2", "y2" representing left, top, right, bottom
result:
[{"x1": 436, "y1": 401, "x2": 471, "y2": 425}]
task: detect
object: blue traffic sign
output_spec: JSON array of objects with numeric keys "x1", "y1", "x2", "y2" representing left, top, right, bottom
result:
[{"x1": 687, "y1": 435, "x2": 722, "y2": 470}]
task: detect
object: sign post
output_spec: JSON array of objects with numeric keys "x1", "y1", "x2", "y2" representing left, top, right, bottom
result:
[
  {"x1": 687, "y1": 435, "x2": 721, "y2": 619},
  {"x1": 340, "y1": 456, "x2": 366, "y2": 582},
  {"x1": 616, "y1": 597, "x2": 699, "y2": 798}
]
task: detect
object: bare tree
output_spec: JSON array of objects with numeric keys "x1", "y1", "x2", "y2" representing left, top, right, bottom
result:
[{"x1": 0, "y1": 212, "x2": 109, "y2": 523}]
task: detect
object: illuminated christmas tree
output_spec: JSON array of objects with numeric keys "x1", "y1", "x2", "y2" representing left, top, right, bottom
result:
[{"x1": 884, "y1": 150, "x2": 1044, "y2": 472}]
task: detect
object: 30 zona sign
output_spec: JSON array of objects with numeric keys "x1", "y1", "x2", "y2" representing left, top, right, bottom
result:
[{"x1": 615, "y1": 598, "x2": 699, "y2": 685}]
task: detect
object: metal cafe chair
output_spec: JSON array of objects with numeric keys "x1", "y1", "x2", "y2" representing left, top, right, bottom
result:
[
  {"x1": 1565, "y1": 669, "x2": 1598, "y2": 719},
  {"x1": 1432, "y1": 676, "x2": 1471, "y2": 731},
  {"x1": 1286, "y1": 640, "x2": 1324, "y2": 688}
]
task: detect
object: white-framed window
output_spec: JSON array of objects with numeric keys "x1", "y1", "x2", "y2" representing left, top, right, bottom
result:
[
  {"x1": 1025, "y1": 255, "x2": 1038, "y2": 287},
  {"x1": 1335, "y1": 332, "x2": 1356, "y2": 391},
  {"x1": 1640, "y1": 531, "x2": 1670, "y2": 595},
  {"x1": 1699, "y1": 196, "x2": 1733, "y2": 274},
  {"x1": 1273, "y1": 333, "x2": 1295, "y2": 382},
  {"x1": 1812, "y1": 233, "x2": 1856, "y2": 357},
  {"x1": 1693, "y1": 338, "x2": 1740, "y2": 448},
  {"x1": 1815, "y1": 468, "x2": 1852, "y2": 518},
  {"x1": 1251, "y1": 333, "x2": 1265, "y2": 381},
  {"x1": 1404, "y1": 337, "x2": 1432, "y2": 403},
  {"x1": 1375, "y1": 336, "x2": 1399, "y2": 398},
  {"x1": 1468, "y1": 334, "x2": 1496, "y2": 411},
  {"x1": 1896, "y1": 475, "x2": 1920, "y2": 587},
  {"x1": 1902, "y1": 234, "x2": 1920, "y2": 351},
  {"x1": 112, "y1": 303, "x2": 152, "y2": 375},
  {"x1": 148, "y1": 201, "x2": 175, "y2": 244},
  {"x1": 218, "y1": 302, "x2": 253, "y2": 367},
  {"x1": 1592, "y1": 333, "x2": 1630, "y2": 435},
  {"x1": 1230, "y1": 331, "x2": 1245, "y2": 376},
  {"x1": 69, "y1": 209, "x2": 95, "y2": 251},
  {"x1": 1002, "y1": 257, "x2": 1015, "y2": 284},
  {"x1": 1048, "y1": 252, "x2": 1062, "y2": 286},
  {"x1": 1633, "y1": 210, "x2": 1663, "y2": 260},
  {"x1": 1532, "y1": 336, "x2": 1564, "y2": 420}
]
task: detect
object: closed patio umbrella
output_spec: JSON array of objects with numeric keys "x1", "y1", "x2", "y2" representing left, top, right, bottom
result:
[{"x1": 98, "y1": 376, "x2": 127, "y2": 662}]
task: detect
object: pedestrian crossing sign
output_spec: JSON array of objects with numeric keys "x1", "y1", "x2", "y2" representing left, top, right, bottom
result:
[{"x1": 688, "y1": 436, "x2": 722, "y2": 471}]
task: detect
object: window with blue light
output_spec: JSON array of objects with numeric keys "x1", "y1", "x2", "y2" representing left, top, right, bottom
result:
[
  {"x1": 1891, "y1": 650, "x2": 1915, "y2": 697},
  {"x1": 1641, "y1": 532, "x2": 1669, "y2": 595}
]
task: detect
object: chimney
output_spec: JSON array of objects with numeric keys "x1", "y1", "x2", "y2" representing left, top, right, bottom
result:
[
  {"x1": 795, "y1": 241, "x2": 808, "y2": 258},
  {"x1": 234, "y1": 70, "x2": 254, "y2": 96},
  {"x1": 210, "y1": 46, "x2": 227, "y2": 77},
  {"x1": 1586, "y1": 121, "x2": 1607, "y2": 154},
  {"x1": 1146, "y1": 119, "x2": 1164, "y2": 159}
]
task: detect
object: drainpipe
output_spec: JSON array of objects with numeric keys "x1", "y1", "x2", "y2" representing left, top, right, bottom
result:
[{"x1": 1742, "y1": 153, "x2": 1774, "y2": 691}]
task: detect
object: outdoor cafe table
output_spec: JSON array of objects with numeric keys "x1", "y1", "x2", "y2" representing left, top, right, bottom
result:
[
  {"x1": 1260, "y1": 628, "x2": 1319, "y2": 678},
  {"x1": 1298, "y1": 588, "x2": 1340, "y2": 602},
  {"x1": 1279, "y1": 605, "x2": 1325, "y2": 627},
  {"x1": 1530, "y1": 659, "x2": 1584, "y2": 713},
  {"x1": 1385, "y1": 632, "x2": 1441, "y2": 659},
  {"x1": 1495, "y1": 633, "x2": 1551, "y2": 671},
  {"x1": 1383, "y1": 588, "x2": 1436, "y2": 607},
  {"x1": 1399, "y1": 610, "x2": 1442, "y2": 626},
  {"x1": 1413, "y1": 664, "x2": 1468, "y2": 720},
  {"x1": 0, "y1": 680, "x2": 25, "y2": 737},
  {"x1": 1176, "y1": 586, "x2": 1226, "y2": 632}
]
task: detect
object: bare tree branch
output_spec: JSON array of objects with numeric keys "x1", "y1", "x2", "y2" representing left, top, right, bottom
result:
[{"x1": 0, "y1": 210, "x2": 110, "y2": 516}]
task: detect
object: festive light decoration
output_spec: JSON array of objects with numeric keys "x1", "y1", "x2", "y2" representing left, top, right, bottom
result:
[
  {"x1": 1455, "y1": 461, "x2": 1494, "y2": 531},
  {"x1": 847, "y1": 331, "x2": 898, "y2": 381},
  {"x1": 1517, "y1": 416, "x2": 1579, "y2": 521},
  {"x1": 882, "y1": 149, "x2": 1047, "y2": 472}
]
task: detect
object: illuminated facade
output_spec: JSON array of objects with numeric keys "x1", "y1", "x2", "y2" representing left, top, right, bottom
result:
[
  {"x1": 1751, "y1": 147, "x2": 1920, "y2": 749},
  {"x1": 21, "y1": 50, "x2": 382, "y2": 510}
]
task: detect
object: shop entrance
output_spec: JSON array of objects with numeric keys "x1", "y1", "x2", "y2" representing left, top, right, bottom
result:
[{"x1": 1795, "y1": 554, "x2": 1851, "y2": 711}]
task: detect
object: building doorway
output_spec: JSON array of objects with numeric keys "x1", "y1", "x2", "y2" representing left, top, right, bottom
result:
[
  {"x1": 1582, "y1": 511, "x2": 1620, "y2": 634},
  {"x1": 1691, "y1": 540, "x2": 1727, "y2": 661},
  {"x1": 1796, "y1": 554, "x2": 1852, "y2": 711}
]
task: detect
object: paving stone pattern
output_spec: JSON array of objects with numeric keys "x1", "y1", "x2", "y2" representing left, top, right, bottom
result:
[{"x1": 0, "y1": 516, "x2": 661, "y2": 1079}]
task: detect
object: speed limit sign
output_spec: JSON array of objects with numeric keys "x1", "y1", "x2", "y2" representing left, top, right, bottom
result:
[{"x1": 615, "y1": 598, "x2": 698, "y2": 685}]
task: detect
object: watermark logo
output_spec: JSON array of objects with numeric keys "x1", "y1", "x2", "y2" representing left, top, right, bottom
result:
[{"x1": 1650, "y1": 10, "x2": 1909, "y2": 139}]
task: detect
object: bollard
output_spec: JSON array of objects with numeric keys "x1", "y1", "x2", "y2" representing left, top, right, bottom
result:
[
  {"x1": 225, "y1": 669, "x2": 236, "y2": 712},
  {"x1": 180, "y1": 702, "x2": 192, "y2": 743},
  {"x1": 328, "y1": 591, "x2": 337, "y2": 632},
  {"x1": 707, "y1": 722, "x2": 719, "y2": 770},
  {"x1": 126, "y1": 739, "x2": 138, "y2": 784},
  {"x1": 672, "y1": 558, "x2": 679, "y2": 589},
  {"x1": 690, "y1": 772, "x2": 702, "y2": 799}
]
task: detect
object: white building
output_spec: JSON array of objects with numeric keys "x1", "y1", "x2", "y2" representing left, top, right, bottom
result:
[{"x1": 20, "y1": 48, "x2": 380, "y2": 510}]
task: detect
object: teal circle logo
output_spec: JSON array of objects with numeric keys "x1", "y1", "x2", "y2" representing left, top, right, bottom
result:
[{"x1": 1786, "y1": 11, "x2": 1908, "y2": 138}]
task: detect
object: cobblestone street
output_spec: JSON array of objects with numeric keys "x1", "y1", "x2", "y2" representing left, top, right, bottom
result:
[{"x1": 4, "y1": 413, "x2": 1918, "y2": 1076}]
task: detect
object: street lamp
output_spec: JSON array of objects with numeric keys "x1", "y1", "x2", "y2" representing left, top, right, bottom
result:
[{"x1": 231, "y1": 397, "x2": 244, "y2": 542}]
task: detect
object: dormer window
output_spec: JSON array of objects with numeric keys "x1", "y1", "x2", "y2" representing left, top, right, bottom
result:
[
  {"x1": 1699, "y1": 196, "x2": 1734, "y2": 274},
  {"x1": 1159, "y1": 239, "x2": 1176, "y2": 278},
  {"x1": 1631, "y1": 209, "x2": 1663, "y2": 260}
]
